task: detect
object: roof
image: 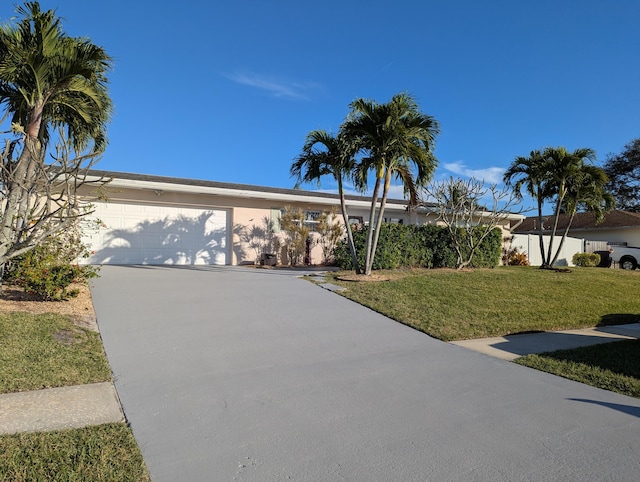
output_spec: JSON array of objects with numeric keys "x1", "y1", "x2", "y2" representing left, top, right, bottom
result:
[
  {"x1": 86, "y1": 169, "x2": 413, "y2": 209},
  {"x1": 513, "y1": 210, "x2": 640, "y2": 233}
]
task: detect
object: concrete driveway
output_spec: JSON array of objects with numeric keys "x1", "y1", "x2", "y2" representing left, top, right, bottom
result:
[{"x1": 90, "y1": 266, "x2": 640, "y2": 481}]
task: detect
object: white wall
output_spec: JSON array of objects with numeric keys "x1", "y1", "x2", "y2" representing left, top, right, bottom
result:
[
  {"x1": 568, "y1": 227, "x2": 640, "y2": 248},
  {"x1": 511, "y1": 234, "x2": 584, "y2": 266}
]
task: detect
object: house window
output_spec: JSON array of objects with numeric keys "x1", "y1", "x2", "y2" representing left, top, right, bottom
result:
[
  {"x1": 304, "y1": 210, "x2": 321, "y2": 231},
  {"x1": 270, "y1": 208, "x2": 282, "y2": 233},
  {"x1": 348, "y1": 216, "x2": 364, "y2": 225},
  {"x1": 384, "y1": 217, "x2": 403, "y2": 224}
]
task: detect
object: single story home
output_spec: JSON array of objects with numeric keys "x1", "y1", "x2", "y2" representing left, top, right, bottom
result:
[
  {"x1": 79, "y1": 170, "x2": 525, "y2": 266},
  {"x1": 513, "y1": 211, "x2": 640, "y2": 249}
]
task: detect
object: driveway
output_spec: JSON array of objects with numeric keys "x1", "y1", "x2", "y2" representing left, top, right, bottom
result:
[{"x1": 90, "y1": 266, "x2": 640, "y2": 481}]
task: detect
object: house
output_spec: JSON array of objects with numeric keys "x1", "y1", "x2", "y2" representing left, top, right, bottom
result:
[
  {"x1": 513, "y1": 211, "x2": 640, "y2": 248},
  {"x1": 79, "y1": 170, "x2": 524, "y2": 266}
]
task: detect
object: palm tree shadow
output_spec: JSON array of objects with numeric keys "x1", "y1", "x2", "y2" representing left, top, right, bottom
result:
[
  {"x1": 90, "y1": 211, "x2": 230, "y2": 265},
  {"x1": 568, "y1": 398, "x2": 640, "y2": 419}
]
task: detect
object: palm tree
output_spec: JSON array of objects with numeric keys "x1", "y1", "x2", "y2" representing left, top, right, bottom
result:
[
  {"x1": 549, "y1": 162, "x2": 614, "y2": 266},
  {"x1": 342, "y1": 93, "x2": 439, "y2": 275},
  {"x1": 0, "y1": 1, "x2": 113, "y2": 269},
  {"x1": 542, "y1": 147, "x2": 596, "y2": 267},
  {"x1": 291, "y1": 130, "x2": 361, "y2": 273},
  {"x1": 504, "y1": 149, "x2": 552, "y2": 267},
  {"x1": 505, "y1": 146, "x2": 613, "y2": 268}
]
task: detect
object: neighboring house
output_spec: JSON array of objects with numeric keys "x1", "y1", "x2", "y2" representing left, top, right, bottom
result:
[
  {"x1": 78, "y1": 170, "x2": 524, "y2": 266},
  {"x1": 513, "y1": 211, "x2": 640, "y2": 248},
  {"x1": 512, "y1": 210, "x2": 640, "y2": 266}
]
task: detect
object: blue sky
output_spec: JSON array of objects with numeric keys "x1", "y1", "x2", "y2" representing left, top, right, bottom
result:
[{"x1": 2, "y1": 1, "x2": 639, "y2": 207}]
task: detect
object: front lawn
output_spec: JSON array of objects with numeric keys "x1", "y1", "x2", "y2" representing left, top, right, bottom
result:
[
  {"x1": 328, "y1": 267, "x2": 640, "y2": 341},
  {"x1": 0, "y1": 306, "x2": 148, "y2": 479},
  {"x1": 0, "y1": 423, "x2": 150, "y2": 481},
  {"x1": 0, "y1": 311, "x2": 111, "y2": 394},
  {"x1": 516, "y1": 340, "x2": 640, "y2": 398}
]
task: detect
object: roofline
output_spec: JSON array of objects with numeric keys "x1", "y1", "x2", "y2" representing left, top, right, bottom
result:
[
  {"x1": 415, "y1": 204, "x2": 525, "y2": 222},
  {"x1": 87, "y1": 169, "x2": 411, "y2": 211}
]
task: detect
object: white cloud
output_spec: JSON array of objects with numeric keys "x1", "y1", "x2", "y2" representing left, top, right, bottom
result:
[
  {"x1": 225, "y1": 71, "x2": 320, "y2": 100},
  {"x1": 442, "y1": 162, "x2": 505, "y2": 184}
]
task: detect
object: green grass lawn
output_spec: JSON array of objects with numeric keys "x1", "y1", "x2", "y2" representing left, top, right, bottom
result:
[
  {"x1": 516, "y1": 340, "x2": 640, "y2": 398},
  {"x1": 0, "y1": 423, "x2": 150, "y2": 481},
  {"x1": 328, "y1": 266, "x2": 640, "y2": 341},
  {"x1": 0, "y1": 311, "x2": 111, "y2": 394},
  {"x1": 0, "y1": 310, "x2": 149, "y2": 479}
]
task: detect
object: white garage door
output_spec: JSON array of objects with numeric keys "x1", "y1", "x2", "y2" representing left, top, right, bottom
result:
[{"x1": 82, "y1": 201, "x2": 230, "y2": 265}]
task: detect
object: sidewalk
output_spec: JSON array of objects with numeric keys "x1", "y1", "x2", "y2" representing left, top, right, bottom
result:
[
  {"x1": 0, "y1": 382, "x2": 124, "y2": 435},
  {"x1": 451, "y1": 323, "x2": 639, "y2": 360},
  {"x1": 1, "y1": 324, "x2": 637, "y2": 436}
]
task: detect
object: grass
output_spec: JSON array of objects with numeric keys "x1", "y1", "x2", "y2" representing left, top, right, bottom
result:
[
  {"x1": 0, "y1": 310, "x2": 149, "y2": 479},
  {"x1": 516, "y1": 340, "x2": 640, "y2": 398},
  {"x1": 328, "y1": 266, "x2": 640, "y2": 341},
  {"x1": 0, "y1": 423, "x2": 150, "y2": 481},
  {"x1": 0, "y1": 311, "x2": 112, "y2": 394}
]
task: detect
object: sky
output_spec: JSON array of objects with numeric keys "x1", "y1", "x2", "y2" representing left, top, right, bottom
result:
[{"x1": 1, "y1": 0, "x2": 639, "y2": 210}]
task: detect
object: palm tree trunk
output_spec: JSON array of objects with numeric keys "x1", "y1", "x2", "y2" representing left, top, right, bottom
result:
[
  {"x1": 535, "y1": 191, "x2": 548, "y2": 269},
  {"x1": 364, "y1": 175, "x2": 382, "y2": 275},
  {"x1": 546, "y1": 186, "x2": 566, "y2": 267},
  {"x1": 337, "y1": 176, "x2": 361, "y2": 274},
  {"x1": 550, "y1": 209, "x2": 577, "y2": 267},
  {"x1": 366, "y1": 169, "x2": 391, "y2": 275}
]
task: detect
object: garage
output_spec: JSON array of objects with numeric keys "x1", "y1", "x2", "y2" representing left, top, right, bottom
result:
[{"x1": 82, "y1": 201, "x2": 230, "y2": 265}]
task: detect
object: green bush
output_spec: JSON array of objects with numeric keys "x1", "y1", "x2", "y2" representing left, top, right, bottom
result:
[
  {"x1": 572, "y1": 252, "x2": 601, "y2": 267},
  {"x1": 4, "y1": 232, "x2": 98, "y2": 301},
  {"x1": 334, "y1": 223, "x2": 501, "y2": 270}
]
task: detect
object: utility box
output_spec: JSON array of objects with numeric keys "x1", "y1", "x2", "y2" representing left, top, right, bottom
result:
[{"x1": 260, "y1": 253, "x2": 277, "y2": 266}]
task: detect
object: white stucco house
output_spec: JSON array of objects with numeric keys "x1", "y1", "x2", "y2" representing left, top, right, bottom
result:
[
  {"x1": 514, "y1": 211, "x2": 640, "y2": 249},
  {"x1": 79, "y1": 170, "x2": 525, "y2": 266}
]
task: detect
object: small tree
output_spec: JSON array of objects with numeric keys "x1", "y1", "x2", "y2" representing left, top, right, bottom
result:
[
  {"x1": 279, "y1": 206, "x2": 312, "y2": 266},
  {"x1": 426, "y1": 177, "x2": 521, "y2": 269},
  {"x1": 315, "y1": 208, "x2": 344, "y2": 265},
  {"x1": 0, "y1": 3, "x2": 113, "y2": 284}
]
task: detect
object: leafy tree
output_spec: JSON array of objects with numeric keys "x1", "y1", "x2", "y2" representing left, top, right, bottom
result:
[
  {"x1": 603, "y1": 138, "x2": 640, "y2": 212},
  {"x1": 342, "y1": 93, "x2": 439, "y2": 275},
  {"x1": 279, "y1": 206, "x2": 312, "y2": 266},
  {"x1": 291, "y1": 130, "x2": 360, "y2": 272},
  {"x1": 315, "y1": 208, "x2": 343, "y2": 265},
  {"x1": 0, "y1": 2, "x2": 112, "y2": 280},
  {"x1": 426, "y1": 177, "x2": 521, "y2": 269},
  {"x1": 505, "y1": 146, "x2": 613, "y2": 268}
]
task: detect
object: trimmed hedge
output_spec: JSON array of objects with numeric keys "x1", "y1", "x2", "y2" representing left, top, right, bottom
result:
[
  {"x1": 572, "y1": 252, "x2": 601, "y2": 267},
  {"x1": 334, "y1": 223, "x2": 502, "y2": 270}
]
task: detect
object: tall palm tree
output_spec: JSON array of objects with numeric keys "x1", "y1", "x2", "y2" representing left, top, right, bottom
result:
[
  {"x1": 549, "y1": 162, "x2": 614, "y2": 266},
  {"x1": 504, "y1": 149, "x2": 551, "y2": 267},
  {"x1": 342, "y1": 93, "x2": 439, "y2": 275},
  {"x1": 505, "y1": 146, "x2": 612, "y2": 268},
  {"x1": 0, "y1": 1, "x2": 113, "y2": 268},
  {"x1": 291, "y1": 130, "x2": 361, "y2": 273},
  {"x1": 542, "y1": 147, "x2": 596, "y2": 267}
]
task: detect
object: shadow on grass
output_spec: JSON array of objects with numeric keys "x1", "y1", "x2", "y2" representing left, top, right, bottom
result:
[{"x1": 599, "y1": 313, "x2": 640, "y2": 326}]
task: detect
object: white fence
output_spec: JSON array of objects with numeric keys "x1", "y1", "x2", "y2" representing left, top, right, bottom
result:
[{"x1": 511, "y1": 234, "x2": 584, "y2": 267}]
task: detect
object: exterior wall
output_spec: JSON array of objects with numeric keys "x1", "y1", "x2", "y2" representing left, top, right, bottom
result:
[
  {"x1": 80, "y1": 185, "x2": 411, "y2": 266},
  {"x1": 511, "y1": 234, "x2": 583, "y2": 266},
  {"x1": 80, "y1": 182, "x2": 523, "y2": 267},
  {"x1": 568, "y1": 227, "x2": 640, "y2": 248}
]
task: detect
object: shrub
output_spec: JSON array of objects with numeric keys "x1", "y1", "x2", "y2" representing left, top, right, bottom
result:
[
  {"x1": 333, "y1": 223, "x2": 501, "y2": 270},
  {"x1": 572, "y1": 252, "x2": 601, "y2": 267},
  {"x1": 503, "y1": 246, "x2": 530, "y2": 266},
  {"x1": 4, "y1": 230, "x2": 99, "y2": 301}
]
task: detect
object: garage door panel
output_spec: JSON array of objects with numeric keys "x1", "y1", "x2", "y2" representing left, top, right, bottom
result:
[{"x1": 83, "y1": 202, "x2": 230, "y2": 265}]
